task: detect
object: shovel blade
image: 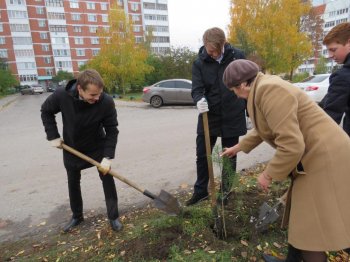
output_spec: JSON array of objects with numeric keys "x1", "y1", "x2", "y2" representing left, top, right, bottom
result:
[
  {"x1": 153, "y1": 190, "x2": 181, "y2": 216},
  {"x1": 255, "y1": 202, "x2": 280, "y2": 232}
]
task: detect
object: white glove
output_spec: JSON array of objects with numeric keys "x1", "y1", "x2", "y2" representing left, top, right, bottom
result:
[
  {"x1": 98, "y1": 157, "x2": 111, "y2": 175},
  {"x1": 196, "y1": 97, "x2": 209, "y2": 113},
  {"x1": 50, "y1": 138, "x2": 63, "y2": 149}
]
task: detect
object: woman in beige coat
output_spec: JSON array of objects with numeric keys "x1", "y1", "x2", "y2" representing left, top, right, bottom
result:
[{"x1": 221, "y1": 59, "x2": 350, "y2": 262}]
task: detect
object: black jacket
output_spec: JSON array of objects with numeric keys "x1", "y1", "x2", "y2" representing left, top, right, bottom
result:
[
  {"x1": 320, "y1": 53, "x2": 350, "y2": 136},
  {"x1": 41, "y1": 79, "x2": 118, "y2": 169},
  {"x1": 192, "y1": 43, "x2": 247, "y2": 137}
]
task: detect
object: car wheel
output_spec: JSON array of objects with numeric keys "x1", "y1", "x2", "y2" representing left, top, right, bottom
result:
[{"x1": 150, "y1": 96, "x2": 163, "y2": 108}]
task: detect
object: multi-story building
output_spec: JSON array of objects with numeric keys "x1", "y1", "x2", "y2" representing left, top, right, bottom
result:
[
  {"x1": 0, "y1": 0, "x2": 170, "y2": 86},
  {"x1": 297, "y1": 0, "x2": 350, "y2": 74}
]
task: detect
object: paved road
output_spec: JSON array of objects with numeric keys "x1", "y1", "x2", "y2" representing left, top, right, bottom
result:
[{"x1": 0, "y1": 93, "x2": 275, "y2": 241}]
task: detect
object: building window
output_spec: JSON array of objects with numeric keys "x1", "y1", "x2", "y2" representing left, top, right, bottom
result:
[
  {"x1": 76, "y1": 49, "x2": 85, "y2": 56},
  {"x1": 101, "y1": 3, "x2": 108, "y2": 10},
  {"x1": 20, "y1": 74, "x2": 38, "y2": 82},
  {"x1": 8, "y1": 10, "x2": 28, "y2": 19},
  {"x1": 17, "y1": 62, "x2": 36, "y2": 69},
  {"x1": 38, "y1": 20, "x2": 46, "y2": 27},
  {"x1": 135, "y1": 36, "x2": 143, "y2": 43},
  {"x1": 89, "y1": 26, "x2": 98, "y2": 33},
  {"x1": 42, "y1": 44, "x2": 50, "y2": 51},
  {"x1": 10, "y1": 24, "x2": 30, "y2": 32},
  {"x1": 9, "y1": 0, "x2": 26, "y2": 5},
  {"x1": 13, "y1": 37, "x2": 32, "y2": 45},
  {"x1": 49, "y1": 25, "x2": 67, "y2": 32},
  {"x1": 130, "y1": 2, "x2": 139, "y2": 11},
  {"x1": 70, "y1": 0, "x2": 79, "y2": 8},
  {"x1": 88, "y1": 14, "x2": 97, "y2": 22},
  {"x1": 91, "y1": 37, "x2": 99, "y2": 45},
  {"x1": 71, "y1": 14, "x2": 81, "y2": 21},
  {"x1": 131, "y1": 14, "x2": 140, "y2": 22},
  {"x1": 77, "y1": 61, "x2": 87, "y2": 67},
  {"x1": 53, "y1": 49, "x2": 70, "y2": 56},
  {"x1": 0, "y1": 24, "x2": 2, "y2": 32},
  {"x1": 45, "y1": 0, "x2": 64, "y2": 7},
  {"x1": 36, "y1": 7, "x2": 45, "y2": 15},
  {"x1": 40, "y1": 32, "x2": 48, "y2": 39},
  {"x1": 133, "y1": 25, "x2": 141, "y2": 32},
  {"x1": 92, "y1": 49, "x2": 100, "y2": 56},
  {"x1": 73, "y1": 26, "x2": 82, "y2": 33},
  {"x1": 52, "y1": 37, "x2": 68, "y2": 44},
  {"x1": 117, "y1": 0, "x2": 123, "y2": 6},
  {"x1": 55, "y1": 61, "x2": 72, "y2": 68},
  {"x1": 14, "y1": 49, "x2": 34, "y2": 56},
  {"x1": 0, "y1": 37, "x2": 5, "y2": 45},
  {"x1": 46, "y1": 69, "x2": 54, "y2": 75},
  {"x1": 87, "y1": 2, "x2": 95, "y2": 9},
  {"x1": 74, "y1": 38, "x2": 84, "y2": 45},
  {"x1": 0, "y1": 49, "x2": 8, "y2": 58},
  {"x1": 101, "y1": 15, "x2": 108, "y2": 23},
  {"x1": 48, "y1": 12, "x2": 65, "y2": 20},
  {"x1": 44, "y1": 57, "x2": 51, "y2": 64}
]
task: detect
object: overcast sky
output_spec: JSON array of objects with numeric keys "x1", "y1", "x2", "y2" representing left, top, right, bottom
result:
[{"x1": 167, "y1": 0, "x2": 231, "y2": 51}]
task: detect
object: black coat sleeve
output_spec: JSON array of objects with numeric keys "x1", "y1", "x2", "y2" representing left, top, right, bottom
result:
[
  {"x1": 40, "y1": 92, "x2": 61, "y2": 141},
  {"x1": 320, "y1": 71, "x2": 350, "y2": 124},
  {"x1": 191, "y1": 59, "x2": 206, "y2": 103},
  {"x1": 102, "y1": 97, "x2": 119, "y2": 159}
]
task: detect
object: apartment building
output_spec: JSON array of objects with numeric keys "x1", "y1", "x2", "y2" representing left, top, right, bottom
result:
[
  {"x1": 0, "y1": 0, "x2": 170, "y2": 86},
  {"x1": 297, "y1": 0, "x2": 350, "y2": 74}
]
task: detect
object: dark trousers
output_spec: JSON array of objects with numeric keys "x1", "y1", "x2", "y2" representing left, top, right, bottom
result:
[
  {"x1": 194, "y1": 135, "x2": 239, "y2": 195},
  {"x1": 66, "y1": 169, "x2": 119, "y2": 220}
]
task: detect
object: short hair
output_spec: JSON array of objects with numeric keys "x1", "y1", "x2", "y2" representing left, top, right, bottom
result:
[
  {"x1": 202, "y1": 27, "x2": 226, "y2": 52},
  {"x1": 77, "y1": 69, "x2": 104, "y2": 90},
  {"x1": 323, "y1": 22, "x2": 350, "y2": 45}
]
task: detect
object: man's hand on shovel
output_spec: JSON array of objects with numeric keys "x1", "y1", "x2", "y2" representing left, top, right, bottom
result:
[{"x1": 98, "y1": 157, "x2": 111, "y2": 175}]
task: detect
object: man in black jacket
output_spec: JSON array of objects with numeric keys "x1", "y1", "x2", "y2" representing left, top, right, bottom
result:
[
  {"x1": 186, "y1": 27, "x2": 247, "y2": 206},
  {"x1": 41, "y1": 69, "x2": 122, "y2": 232},
  {"x1": 320, "y1": 22, "x2": 350, "y2": 136}
]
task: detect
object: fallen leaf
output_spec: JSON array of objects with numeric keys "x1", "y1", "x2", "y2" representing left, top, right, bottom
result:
[
  {"x1": 37, "y1": 221, "x2": 46, "y2": 226},
  {"x1": 120, "y1": 250, "x2": 126, "y2": 256},
  {"x1": 241, "y1": 240, "x2": 248, "y2": 246},
  {"x1": 16, "y1": 250, "x2": 25, "y2": 256},
  {"x1": 241, "y1": 251, "x2": 247, "y2": 258},
  {"x1": 256, "y1": 244, "x2": 262, "y2": 251},
  {"x1": 273, "y1": 242, "x2": 281, "y2": 248},
  {"x1": 208, "y1": 250, "x2": 216, "y2": 254}
]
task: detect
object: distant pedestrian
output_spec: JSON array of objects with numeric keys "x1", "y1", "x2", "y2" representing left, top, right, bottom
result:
[
  {"x1": 319, "y1": 22, "x2": 350, "y2": 136},
  {"x1": 186, "y1": 27, "x2": 247, "y2": 206},
  {"x1": 41, "y1": 69, "x2": 122, "y2": 232}
]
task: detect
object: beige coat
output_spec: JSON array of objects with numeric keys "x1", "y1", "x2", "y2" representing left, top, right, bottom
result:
[{"x1": 240, "y1": 72, "x2": 350, "y2": 251}]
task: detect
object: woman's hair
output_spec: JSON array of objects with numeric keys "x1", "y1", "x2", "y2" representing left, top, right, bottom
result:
[
  {"x1": 323, "y1": 22, "x2": 350, "y2": 45},
  {"x1": 77, "y1": 69, "x2": 104, "y2": 90},
  {"x1": 203, "y1": 27, "x2": 226, "y2": 52}
]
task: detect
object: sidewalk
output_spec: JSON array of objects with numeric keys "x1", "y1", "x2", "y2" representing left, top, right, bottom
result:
[{"x1": 0, "y1": 93, "x2": 20, "y2": 111}]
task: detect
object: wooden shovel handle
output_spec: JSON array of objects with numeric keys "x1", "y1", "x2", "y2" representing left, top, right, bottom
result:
[
  {"x1": 202, "y1": 112, "x2": 217, "y2": 208},
  {"x1": 61, "y1": 143, "x2": 149, "y2": 196}
]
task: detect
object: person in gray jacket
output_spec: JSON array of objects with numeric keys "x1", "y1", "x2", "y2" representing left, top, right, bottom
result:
[{"x1": 41, "y1": 69, "x2": 122, "y2": 232}]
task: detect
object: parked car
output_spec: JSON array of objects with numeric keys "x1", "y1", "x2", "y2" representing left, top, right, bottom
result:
[
  {"x1": 20, "y1": 84, "x2": 44, "y2": 95},
  {"x1": 142, "y1": 79, "x2": 194, "y2": 108},
  {"x1": 32, "y1": 84, "x2": 44, "y2": 94},
  {"x1": 20, "y1": 85, "x2": 33, "y2": 95},
  {"x1": 294, "y1": 74, "x2": 331, "y2": 103},
  {"x1": 47, "y1": 85, "x2": 57, "y2": 92}
]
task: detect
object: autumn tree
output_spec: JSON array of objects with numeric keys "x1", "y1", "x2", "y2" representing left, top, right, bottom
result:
[
  {"x1": 0, "y1": 68, "x2": 18, "y2": 94},
  {"x1": 314, "y1": 56, "x2": 329, "y2": 74},
  {"x1": 228, "y1": 0, "x2": 312, "y2": 77},
  {"x1": 87, "y1": 5, "x2": 153, "y2": 95},
  {"x1": 52, "y1": 70, "x2": 74, "y2": 83}
]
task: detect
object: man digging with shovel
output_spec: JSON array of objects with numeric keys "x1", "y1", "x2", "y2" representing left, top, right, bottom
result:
[{"x1": 41, "y1": 69, "x2": 122, "y2": 233}]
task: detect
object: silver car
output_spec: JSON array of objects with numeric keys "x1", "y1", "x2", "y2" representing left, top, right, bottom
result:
[{"x1": 142, "y1": 79, "x2": 194, "y2": 108}]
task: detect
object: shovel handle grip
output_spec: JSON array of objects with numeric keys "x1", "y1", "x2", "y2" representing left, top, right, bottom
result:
[{"x1": 61, "y1": 143, "x2": 147, "y2": 196}]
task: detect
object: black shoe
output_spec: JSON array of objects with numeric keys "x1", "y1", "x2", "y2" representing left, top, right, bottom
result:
[
  {"x1": 262, "y1": 254, "x2": 284, "y2": 262},
  {"x1": 63, "y1": 217, "x2": 84, "y2": 233},
  {"x1": 185, "y1": 193, "x2": 209, "y2": 206},
  {"x1": 110, "y1": 218, "x2": 123, "y2": 232}
]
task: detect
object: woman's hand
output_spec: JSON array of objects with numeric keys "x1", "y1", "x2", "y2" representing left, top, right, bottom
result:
[
  {"x1": 220, "y1": 144, "x2": 241, "y2": 158},
  {"x1": 257, "y1": 171, "x2": 272, "y2": 191}
]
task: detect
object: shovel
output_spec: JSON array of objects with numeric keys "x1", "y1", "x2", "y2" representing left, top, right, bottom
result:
[
  {"x1": 61, "y1": 143, "x2": 181, "y2": 216},
  {"x1": 202, "y1": 112, "x2": 226, "y2": 239},
  {"x1": 255, "y1": 190, "x2": 288, "y2": 232}
]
